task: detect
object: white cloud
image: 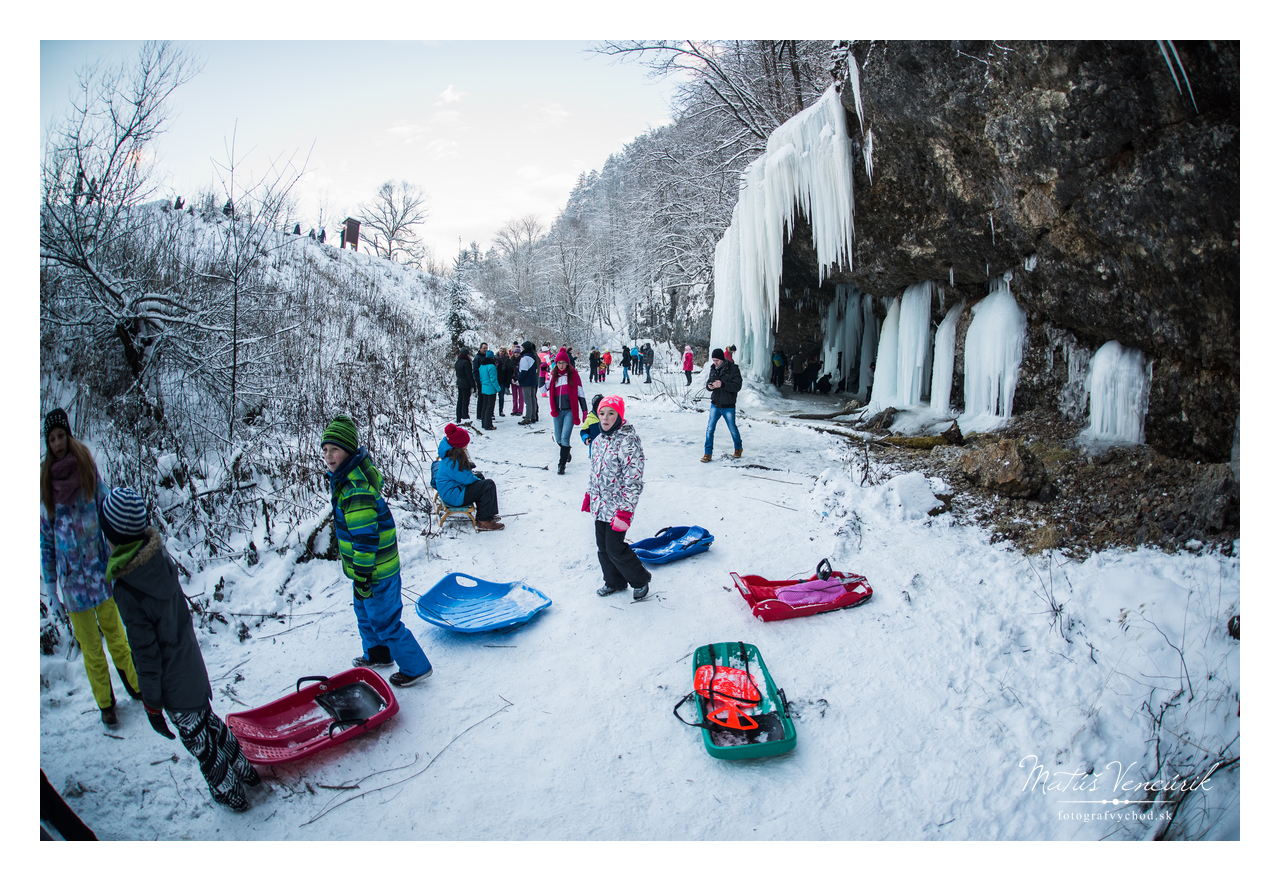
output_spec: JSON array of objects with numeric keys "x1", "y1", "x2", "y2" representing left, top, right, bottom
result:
[
  {"x1": 522, "y1": 100, "x2": 571, "y2": 131},
  {"x1": 386, "y1": 123, "x2": 427, "y2": 144},
  {"x1": 430, "y1": 109, "x2": 464, "y2": 129},
  {"x1": 435, "y1": 84, "x2": 466, "y2": 105}
]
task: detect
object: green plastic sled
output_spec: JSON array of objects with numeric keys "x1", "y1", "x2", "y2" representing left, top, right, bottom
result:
[{"x1": 673, "y1": 641, "x2": 796, "y2": 760}]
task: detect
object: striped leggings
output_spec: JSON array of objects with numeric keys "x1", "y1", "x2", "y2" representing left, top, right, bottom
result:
[{"x1": 171, "y1": 705, "x2": 259, "y2": 810}]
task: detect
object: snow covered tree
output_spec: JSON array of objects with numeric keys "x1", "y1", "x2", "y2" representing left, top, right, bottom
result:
[{"x1": 357, "y1": 179, "x2": 431, "y2": 267}]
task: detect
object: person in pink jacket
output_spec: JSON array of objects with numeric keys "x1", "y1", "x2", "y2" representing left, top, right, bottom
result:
[
  {"x1": 682, "y1": 346, "x2": 694, "y2": 385},
  {"x1": 548, "y1": 347, "x2": 589, "y2": 475}
]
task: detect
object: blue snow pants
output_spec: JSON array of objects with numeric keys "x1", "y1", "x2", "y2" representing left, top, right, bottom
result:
[{"x1": 353, "y1": 571, "x2": 431, "y2": 676}]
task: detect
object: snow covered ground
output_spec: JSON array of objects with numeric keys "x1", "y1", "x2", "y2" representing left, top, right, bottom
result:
[{"x1": 37, "y1": 366, "x2": 1239, "y2": 843}]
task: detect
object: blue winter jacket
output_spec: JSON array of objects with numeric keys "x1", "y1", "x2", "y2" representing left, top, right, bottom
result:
[
  {"x1": 479, "y1": 361, "x2": 500, "y2": 395},
  {"x1": 435, "y1": 438, "x2": 479, "y2": 507}
]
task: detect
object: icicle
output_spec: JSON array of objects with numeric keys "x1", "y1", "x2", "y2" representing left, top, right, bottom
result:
[
  {"x1": 709, "y1": 85, "x2": 856, "y2": 380},
  {"x1": 868, "y1": 297, "x2": 901, "y2": 411},
  {"x1": 930, "y1": 300, "x2": 965, "y2": 415},
  {"x1": 1084, "y1": 341, "x2": 1149, "y2": 443},
  {"x1": 847, "y1": 50, "x2": 865, "y2": 134},
  {"x1": 961, "y1": 277, "x2": 1026, "y2": 430},
  {"x1": 949, "y1": 265, "x2": 954, "y2": 287},
  {"x1": 895, "y1": 282, "x2": 933, "y2": 407},
  {"x1": 989, "y1": 213, "x2": 996, "y2": 245},
  {"x1": 858, "y1": 295, "x2": 876, "y2": 399},
  {"x1": 864, "y1": 127, "x2": 874, "y2": 183},
  {"x1": 1024, "y1": 253, "x2": 1036, "y2": 272}
]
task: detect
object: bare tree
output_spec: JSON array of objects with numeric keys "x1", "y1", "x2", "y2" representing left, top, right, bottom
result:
[
  {"x1": 40, "y1": 40, "x2": 202, "y2": 381},
  {"x1": 357, "y1": 179, "x2": 430, "y2": 266}
]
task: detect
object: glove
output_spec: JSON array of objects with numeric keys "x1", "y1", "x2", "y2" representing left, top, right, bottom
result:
[
  {"x1": 353, "y1": 578, "x2": 373, "y2": 600},
  {"x1": 146, "y1": 705, "x2": 176, "y2": 740},
  {"x1": 582, "y1": 492, "x2": 591, "y2": 513},
  {"x1": 472, "y1": 471, "x2": 484, "y2": 480},
  {"x1": 611, "y1": 510, "x2": 633, "y2": 532}
]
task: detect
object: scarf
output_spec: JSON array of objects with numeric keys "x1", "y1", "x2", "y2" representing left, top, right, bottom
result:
[{"x1": 51, "y1": 454, "x2": 86, "y2": 507}]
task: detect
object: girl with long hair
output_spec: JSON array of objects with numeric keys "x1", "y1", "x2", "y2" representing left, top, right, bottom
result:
[{"x1": 39, "y1": 409, "x2": 141, "y2": 727}]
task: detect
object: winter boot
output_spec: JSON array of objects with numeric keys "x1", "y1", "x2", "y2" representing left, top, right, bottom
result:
[
  {"x1": 353, "y1": 645, "x2": 393, "y2": 668},
  {"x1": 700, "y1": 454, "x2": 713, "y2": 463},
  {"x1": 100, "y1": 701, "x2": 118, "y2": 728},
  {"x1": 733, "y1": 448, "x2": 743, "y2": 458},
  {"x1": 390, "y1": 667, "x2": 433, "y2": 688},
  {"x1": 557, "y1": 444, "x2": 569, "y2": 475},
  {"x1": 476, "y1": 519, "x2": 505, "y2": 531},
  {"x1": 632, "y1": 579, "x2": 651, "y2": 600},
  {"x1": 597, "y1": 583, "x2": 628, "y2": 597}
]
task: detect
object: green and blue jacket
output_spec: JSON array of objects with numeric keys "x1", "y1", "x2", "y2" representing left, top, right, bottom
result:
[{"x1": 327, "y1": 447, "x2": 400, "y2": 584}]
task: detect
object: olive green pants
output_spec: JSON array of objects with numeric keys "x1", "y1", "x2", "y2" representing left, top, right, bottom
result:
[{"x1": 68, "y1": 598, "x2": 139, "y2": 709}]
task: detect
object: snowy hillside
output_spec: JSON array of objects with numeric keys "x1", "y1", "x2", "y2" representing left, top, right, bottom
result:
[{"x1": 38, "y1": 367, "x2": 1239, "y2": 842}]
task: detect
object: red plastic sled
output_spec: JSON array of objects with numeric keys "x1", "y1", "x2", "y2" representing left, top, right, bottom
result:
[
  {"x1": 225, "y1": 668, "x2": 399, "y2": 765},
  {"x1": 731, "y1": 559, "x2": 873, "y2": 622}
]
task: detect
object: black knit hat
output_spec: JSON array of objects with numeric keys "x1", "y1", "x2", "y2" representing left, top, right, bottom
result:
[
  {"x1": 44, "y1": 408, "x2": 70, "y2": 440},
  {"x1": 712, "y1": 348, "x2": 725, "y2": 360},
  {"x1": 321, "y1": 415, "x2": 359, "y2": 454}
]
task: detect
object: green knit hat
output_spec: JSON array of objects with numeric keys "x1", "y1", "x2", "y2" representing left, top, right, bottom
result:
[{"x1": 322, "y1": 415, "x2": 359, "y2": 453}]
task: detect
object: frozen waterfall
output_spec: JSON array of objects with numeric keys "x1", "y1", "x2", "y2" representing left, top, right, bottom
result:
[
  {"x1": 709, "y1": 85, "x2": 856, "y2": 380},
  {"x1": 930, "y1": 299, "x2": 966, "y2": 415},
  {"x1": 868, "y1": 282, "x2": 934, "y2": 410},
  {"x1": 1084, "y1": 340, "x2": 1150, "y2": 444},
  {"x1": 961, "y1": 273, "x2": 1026, "y2": 430}
]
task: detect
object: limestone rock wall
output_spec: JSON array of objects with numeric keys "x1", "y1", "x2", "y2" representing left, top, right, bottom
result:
[{"x1": 780, "y1": 40, "x2": 1238, "y2": 461}]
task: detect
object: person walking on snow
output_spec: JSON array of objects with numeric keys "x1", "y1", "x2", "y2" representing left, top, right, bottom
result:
[
  {"x1": 620, "y1": 347, "x2": 632, "y2": 384},
  {"x1": 40, "y1": 409, "x2": 142, "y2": 728},
  {"x1": 322, "y1": 416, "x2": 433, "y2": 687},
  {"x1": 435, "y1": 422, "x2": 504, "y2": 530},
  {"x1": 548, "y1": 347, "x2": 589, "y2": 475},
  {"x1": 584, "y1": 395, "x2": 651, "y2": 600},
  {"x1": 101, "y1": 487, "x2": 261, "y2": 811},
  {"x1": 682, "y1": 346, "x2": 694, "y2": 385},
  {"x1": 641, "y1": 343, "x2": 654, "y2": 382},
  {"x1": 702, "y1": 348, "x2": 744, "y2": 462},
  {"x1": 517, "y1": 341, "x2": 540, "y2": 424}
]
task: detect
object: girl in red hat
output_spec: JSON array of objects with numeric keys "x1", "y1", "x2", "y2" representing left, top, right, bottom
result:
[{"x1": 548, "y1": 347, "x2": 588, "y2": 475}]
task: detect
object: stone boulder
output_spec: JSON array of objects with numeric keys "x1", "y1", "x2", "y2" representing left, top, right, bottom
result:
[{"x1": 958, "y1": 439, "x2": 1047, "y2": 498}]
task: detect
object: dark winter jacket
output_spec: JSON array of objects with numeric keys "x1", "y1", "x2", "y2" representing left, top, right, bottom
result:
[
  {"x1": 109, "y1": 529, "x2": 212, "y2": 712},
  {"x1": 472, "y1": 349, "x2": 490, "y2": 392},
  {"x1": 621, "y1": 349, "x2": 632, "y2": 369},
  {"x1": 517, "y1": 349, "x2": 539, "y2": 387},
  {"x1": 706, "y1": 360, "x2": 743, "y2": 409},
  {"x1": 328, "y1": 447, "x2": 400, "y2": 584},
  {"x1": 455, "y1": 354, "x2": 473, "y2": 392},
  {"x1": 496, "y1": 353, "x2": 514, "y2": 386}
]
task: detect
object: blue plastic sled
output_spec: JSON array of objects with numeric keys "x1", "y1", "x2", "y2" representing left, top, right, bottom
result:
[
  {"x1": 415, "y1": 573, "x2": 552, "y2": 633},
  {"x1": 629, "y1": 526, "x2": 714, "y2": 565}
]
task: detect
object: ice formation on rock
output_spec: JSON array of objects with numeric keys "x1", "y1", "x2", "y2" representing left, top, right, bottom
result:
[
  {"x1": 962, "y1": 272, "x2": 1026, "y2": 430},
  {"x1": 930, "y1": 299, "x2": 966, "y2": 415},
  {"x1": 709, "y1": 85, "x2": 855, "y2": 381},
  {"x1": 821, "y1": 284, "x2": 869, "y2": 393},
  {"x1": 869, "y1": 282, "x2": 934, "y2": 410},
  {"x1": 1085, "y1": 340, "x2": 1150, "y2": 443}
]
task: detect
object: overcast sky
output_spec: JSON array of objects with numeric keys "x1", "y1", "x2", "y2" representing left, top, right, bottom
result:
[{"x1": 40, "y1": 40, "x2": 680, "y2": 264}]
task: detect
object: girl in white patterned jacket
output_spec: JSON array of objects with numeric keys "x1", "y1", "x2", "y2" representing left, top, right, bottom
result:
[{"x1": 582, "y1": 395, "x2": 651, "y2": 600}]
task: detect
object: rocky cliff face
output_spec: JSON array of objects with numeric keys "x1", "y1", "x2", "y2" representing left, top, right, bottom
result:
[{"x1": 779, "y1": 40, "x2": 1238, "y2": 462}]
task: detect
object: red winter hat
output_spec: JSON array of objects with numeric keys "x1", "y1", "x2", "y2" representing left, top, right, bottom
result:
[
  {"x1": 598, "y1": 395, "x2": 625, "y2": 422},
  {"x1": 554, "y1": 347, "x2": 570, "y2": 363},
  {"x1": 444, "y1": 423, "x2": 470, "y2": 448}
]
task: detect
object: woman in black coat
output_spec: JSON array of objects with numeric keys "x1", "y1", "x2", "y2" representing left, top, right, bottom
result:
[{"x1": 454, "y1": 348, "x2": 473, "y2": 421}]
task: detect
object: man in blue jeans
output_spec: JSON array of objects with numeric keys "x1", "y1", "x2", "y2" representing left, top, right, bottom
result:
[{"x1": 701, "y1": 348, "x2": 743, "y2": 462}]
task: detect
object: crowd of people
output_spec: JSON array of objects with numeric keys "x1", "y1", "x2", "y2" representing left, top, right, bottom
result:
[{"x1": 40, "y1": 334, "x2": 860, "y2": 819}]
